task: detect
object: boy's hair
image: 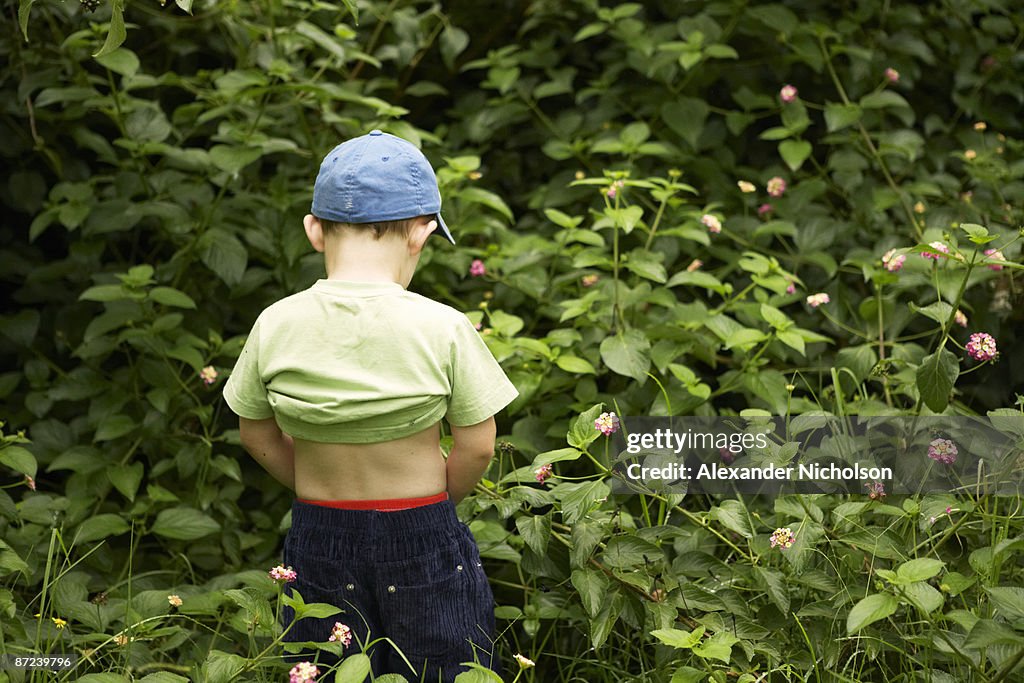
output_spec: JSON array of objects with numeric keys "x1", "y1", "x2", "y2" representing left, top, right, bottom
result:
[{"x1": 317, "y1": 214, "x2": 432, "y2": 240}]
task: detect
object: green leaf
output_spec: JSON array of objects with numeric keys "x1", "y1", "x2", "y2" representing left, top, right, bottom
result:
[
  {"x1": 670, "y1": 667, "x2": 707, "y2": 683},
  {"x1": 93, "y1": 0, "x2": 127, "y2": 58},
  {"x1": 336, "y1": 653, "x2": 372, "y2": 683},
  {"x1": 915, "y1": 348, "x2": 959, "y2": 413},
  {"x1": 201, "y1": 651, "x2": 246, "y2": 683},
  {"x1": 209, "y1": 145, "x2": 263, "y2": 175},
  {"x1": 692, "y1": 631, "x2": 738, "y2": 662},
  {"x1": 846, "y1": 593, "x2": 898, "y2": 633},
  {"x1": 902, "y1": 581, "x2": 944, "y2": 614},
  {"x1": 600, "y1": 330, "x2": 651, "y2": 382},
  {"x1": 95, "y1": 48, "x2": 140, "y2": 77},
  {"x1": 174, "y1": 0, "x2": 194, "y2": 13},
  {"x1": 963, "y1": 619, "x2": 1024, "y2": 649},
  {"x1": 896, "y1": 558, "x2": 945, "y2": 582},
  {"x1": 567, "y1": 404, "x2": 604, "y2": 450},
  {"x1": 986, "y1": 586, "x2": 1024, "y2": 620},
  {"x1": 661, "y1": 97, "x2": 708, "y2": 149},
  {"x1": 0, "y1": 445, "x2": 36, "y2": 478},
  {"x1": 754, "y1": 566, "x2": 790, "y2": 614},
  {"x1": 515, "y1": 515, "x2": 551, "y2": 555},
  {"x1": 439, "y1": 25, "x2": 469, "y2": 70},
  {"x1": 108, "y1": 462, "x2": 144, "y2": 501},
  {"x1": 94, "y1": 414, "x2": 136, "y2": 442},
  {"x1": 151, "y1": 507, "x2": 221, "y2": 541},
  {"x1": 652, "y1": 625, "x2": 705, "y2": 649},
  {"x1": 149, "y1": 287, "x2": 196, "y2": 309},
  {"x1": 76, "y1": 514, "x2": 130, "y2": 544},
  {"x1": 80, "y1": 284, "x2": 130, "y2": 302},
  {"x1": 140, "y1": 673, "x2": 190, "y2": 683},
  {"x1": 531, "y1": 448, "x2": 582, "y2": 468},
  {"x1": 824, "y1": 102, "x2": 862, "y2": 132},
  {"x1": 776, "y1": 329, "x2": 806, "y2": 355},
  {"x1": 555, "y1": 354, "x2": 596, "y2": 374},
  {"x1": 910, "y1": 301, "x2": 953, "y2": 325},
  {"x1": 710, "y1": 500, "x2": 754, "y2": 539},
  {"x1": 198, "y1": 229, "x2": 248, "y2": 286},
  {"x1": 18, "y1": 0, "x2": 36, "y2": 41},
  {"x1": 557, "y1": 480, "x2": 610, "y2": 524},
  {"x1": 779, "y1": 139, "x2": 812, "y2": 171},
  {"x1": 459, "y1": 187, "x2": 513, "y2": 221},
  {"x1": 570, "y1": 568, "x2": 609, "y2": 618}
]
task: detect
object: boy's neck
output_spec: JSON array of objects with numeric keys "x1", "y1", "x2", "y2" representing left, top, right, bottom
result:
[{"x1": 323, "y1": 236, "x2": 414, "y2": 288}]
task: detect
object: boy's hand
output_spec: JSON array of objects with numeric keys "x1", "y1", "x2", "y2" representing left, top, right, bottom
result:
[
  {"x1": 239, "y1": 417, "x2": 295, "y2": 490},
  {"x1": 446, "y1": 417, "x2": 497, "y2": 503}
]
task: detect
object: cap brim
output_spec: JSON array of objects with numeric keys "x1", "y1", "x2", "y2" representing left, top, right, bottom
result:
[{"x1": 433, "y1": 212, "x2": 456, "y2": 244}]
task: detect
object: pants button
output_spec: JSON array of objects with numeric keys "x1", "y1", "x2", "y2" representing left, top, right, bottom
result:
[
  {"x1": 456, "y1": 565, "x2": 463, "y2": 572},
  {"x1": 387, "y1": 585, "x2": 396, "y2": 593},
  {"x1": 346, "y1": 584, "x2": 355, "y2": 591}
]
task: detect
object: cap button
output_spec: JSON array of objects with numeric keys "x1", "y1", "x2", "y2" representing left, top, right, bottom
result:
[{"x1": 369, "y1": 129, "x2": 383, "y2": 136}]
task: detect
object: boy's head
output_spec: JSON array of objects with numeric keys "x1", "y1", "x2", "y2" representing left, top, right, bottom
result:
[{"x1": 310, "y1": 130, "x2": 455, "y2": 245}]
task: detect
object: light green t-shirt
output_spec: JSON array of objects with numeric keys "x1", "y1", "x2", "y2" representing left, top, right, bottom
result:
[{"x1": 222, "y1": 279, "x2": 519, "y2": 443}]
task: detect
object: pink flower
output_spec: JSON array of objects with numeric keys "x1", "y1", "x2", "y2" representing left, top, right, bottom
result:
[
  {"x1": 927, "y1": 438, "x2": 958, "y2": 465},
  {"x1": 269, "y1": 565, "x2": 297, "y2": 583},
  {"x1": 966, "y1": 332, "x2": 998, "y2": 362},
  {"x1": 779, "y1": 85, "x2": 798, "y2": 103},
  {"x1": 806, "y1": 293, "x2": 830, "y2": 308},
  {"x1": 474, "y1": 321, "x2": 482, "y2": 331},
  {"x1": 921, "y1": 241, "x2": 949, "y2": 260},
  {"x1": 865, "y1": 481, "x2": 886, "y2": 500},
  {"x1": 882, "y1": 248, "x2": 905, "y2": 272},
  {"x1": 766, "y1": 176, "x2": 787, "y2": 198},
  {"x1": 606, "y1": 179, "x2": 624, "y2": 199},
  {"x1": 199, "y1": 366, "x2": 218, "y2": 385},
  {"x1": 769, "y1": 527, "x2": 796, "y2": 550},
  {"x1": 885, "y1": 67, "x2": 900, "y2": 83},
  {"x1": 757, "y1": 203, "x2": 773, "y2": 217},
  {"x1": 594, "y1": 412, "x2": 620, "y2": 436},
  {"x1": 289, "y1": 662, "x2": 320, "y2": 683},
  {"x1": 954, "y1": 310, "x2": 967, "y2": 327},
  {"x1": 719, "y1": 447, "x2": 735, "y2": 465},
  {"x1": 984, "y1": 248, "x2": 1006, "y2": 271},
  {"x1": 469, "y1": 259, "x2": 486, "y2": 277},
  {"x1": 581, "y1": 274, "x2": 599, "y2": 287},
  {"x1": 534, "y1": 464, "x2": 553, "y2": 484},
  {"x1": 329, "y1": 622, "x2": 352, "y2": 646},
  {"x1": 785, "y1": 282, "x2": 796, "y2": 295},
  {"x1": 701, "y1": 214, "x2": 722, "y2": 233}
]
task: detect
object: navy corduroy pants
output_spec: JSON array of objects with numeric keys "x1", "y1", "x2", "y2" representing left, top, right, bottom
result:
[{"x1": 282, "y1": 498, "x2": 500, "y2": 682}]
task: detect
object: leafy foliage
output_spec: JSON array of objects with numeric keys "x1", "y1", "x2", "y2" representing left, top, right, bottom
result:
[{"x1": 1, "y1": 0, "x2": 1023, "y2": 681}]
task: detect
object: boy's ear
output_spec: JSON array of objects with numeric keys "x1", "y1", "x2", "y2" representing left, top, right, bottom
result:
[
  {"x1": 408, "y1": 217, "x2": 436, "y2": 254},
  {"x1": 304, "y1": 214, "x2": 325, "y2": 253}
]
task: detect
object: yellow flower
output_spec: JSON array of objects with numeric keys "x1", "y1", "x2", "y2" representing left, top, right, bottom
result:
[
  {"x1": 973, "y1": 121, "x2": 986, "y2": 131},
  {"x1": 737, "y1": 180, "x2": 756, "y2": 193},
  {"x1": 52, "y1": 617, "x2": 67, "y2": 629},
  {"x1": 913, "y1": 201, "x2": 925, "y2": 214},
  {"x1": 167, "y1": 594, "x2": 183, "y2": 607},
  {"x1": 964, "y1": 149, "x2": 977, "y2": 160}
]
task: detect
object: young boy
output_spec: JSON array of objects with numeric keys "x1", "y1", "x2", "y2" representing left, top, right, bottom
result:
[{"x1": 222, "y1": 129, "x2": 519, "y2": 681}]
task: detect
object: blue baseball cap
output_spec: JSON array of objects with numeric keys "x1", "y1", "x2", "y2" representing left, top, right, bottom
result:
[{"x1": 311, "y1": 130, "x2": 455, "y2": 244}]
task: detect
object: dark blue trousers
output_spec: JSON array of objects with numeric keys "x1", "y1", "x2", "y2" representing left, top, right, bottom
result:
[{"x1": 282, "y1": 498, "x2": 500, "y2": 681}]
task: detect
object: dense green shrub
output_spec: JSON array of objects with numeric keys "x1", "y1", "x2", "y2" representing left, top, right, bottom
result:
[{"x1": 1, "y1": 0, "x2": 1022, "y2": 681}]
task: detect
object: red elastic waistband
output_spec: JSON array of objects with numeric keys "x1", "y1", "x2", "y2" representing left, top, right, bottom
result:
[{"x1": 297, "y1": 491, "x2": 449, "y2": 512}]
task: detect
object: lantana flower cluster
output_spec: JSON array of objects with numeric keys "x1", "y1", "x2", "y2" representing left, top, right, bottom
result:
[
  {"x1": 269, "y1": 565, "x2": 297, "y2": 583},
  {"x1": 927, "y1": 438, "x2": 958, "y2": 465},
  {"x1": 289, "y1": 662, "x2": 319, "y2": 683},
  {"x1": 769, "y1": 527, "x2": 796, "y2": 550},
  {"x1": 329, "y1": 622, "x2": 352, "y2": 646},
  {"x1": 966, "y1": 332, "x2": 998, "y2": 362},
  {"x1": 594, "y1": 411, "x2": 620, "y2": 436}
]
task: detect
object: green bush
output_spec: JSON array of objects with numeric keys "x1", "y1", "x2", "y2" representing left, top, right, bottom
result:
[{"x1": 1, "y1": 0, "x2": 1022, "y2": 681}]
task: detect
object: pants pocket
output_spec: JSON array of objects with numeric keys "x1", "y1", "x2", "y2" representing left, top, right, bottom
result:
[
  {"x1": 281, "y1": 550, "x2": 370, "y2": 649},
  {"x1": 380, "y1": 554, "x2": 493, "y2": 662}
]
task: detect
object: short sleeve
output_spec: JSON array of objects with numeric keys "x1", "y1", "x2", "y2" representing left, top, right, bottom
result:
[
  {"x1": 445, "y1": 315, "x2": 519, "y2": 426},
  {"x1": 222, "y1": 318, "x2": 275, "y2": 420}
]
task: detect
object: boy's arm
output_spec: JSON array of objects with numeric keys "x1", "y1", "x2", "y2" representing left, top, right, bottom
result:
[
  {"x1": 445, "y1": 416, "x2": 497, "y2": 503},
  {"x1": 239, "y1": 417, "x2": 295, "y2": 490}
]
